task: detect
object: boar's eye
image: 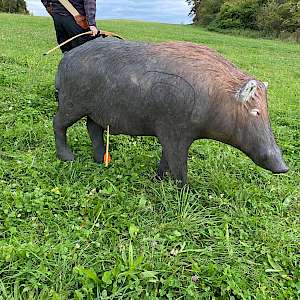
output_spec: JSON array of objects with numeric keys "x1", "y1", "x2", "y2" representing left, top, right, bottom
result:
[{"x1": 250, "y1": 109, "x2": 260, "y2": 117}]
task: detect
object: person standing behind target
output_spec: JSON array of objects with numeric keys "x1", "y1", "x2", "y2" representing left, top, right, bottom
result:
[{"x1": 41, "y1": 0, "x2": 99, "y2": 53}]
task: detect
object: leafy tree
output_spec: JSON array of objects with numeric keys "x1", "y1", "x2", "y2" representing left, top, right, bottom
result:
[
  {"x1": 257, "y1": 0, "x2": 300, "y2": 33},
  {"x1": 216, "y1": 0, "x2": 261, "y2": 30},
  {"x1": 186, "y1": 0, "x2": 203, "y2": 23},
  {"x1": 187, "y1": 0, "x2": 300, "y2": 37},
  {"x1": 196, "y1": 0, "x2": 224, "y2": 26},
  {"x1": 0, "y1": 0, "x2": 29, "y2": 14}
]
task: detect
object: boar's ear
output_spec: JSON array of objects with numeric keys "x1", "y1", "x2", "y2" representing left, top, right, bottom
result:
[
  {"x1": 236, "y1": 80, "x2": 258, "y2": 103},
  {"x1": 263, "y1": 82, "x2": 269, "y2": 89}
]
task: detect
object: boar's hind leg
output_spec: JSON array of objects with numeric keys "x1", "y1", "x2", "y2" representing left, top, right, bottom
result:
[
  {"x1": 87, "y1": 116, "x2": 105, "y2": 163},
  {"x1": 53, "y1": 110, "x2": 82, "y2": 161}
]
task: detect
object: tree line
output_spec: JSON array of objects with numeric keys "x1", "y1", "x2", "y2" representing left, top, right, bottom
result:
[
  {"x1": 187, "y1": 0, "x2": 300, "y2": 36},
  {"x1": 0, "y1": 0, "x2": 28, "y2": 14}
]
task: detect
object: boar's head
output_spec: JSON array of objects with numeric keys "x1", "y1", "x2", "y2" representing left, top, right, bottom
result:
[
  {"x1": 234, "y1": 80, "x2": 288, "y2": 173},
  {"x1": 204, "y1": 79, "x2": 288, "y2": 174}
]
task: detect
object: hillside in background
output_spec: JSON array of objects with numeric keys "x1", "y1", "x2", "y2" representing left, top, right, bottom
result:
[{"x1": 0, "y1": 13, "x2": 299, "y2": 300}]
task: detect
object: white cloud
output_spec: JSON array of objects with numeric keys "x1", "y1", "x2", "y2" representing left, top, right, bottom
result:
[
  {"x1": 26, "y1": 0, "x2": 192, "y2": 24},
  {"x1": 27, "y1": 0, "x2": 47, "y2": 15}
]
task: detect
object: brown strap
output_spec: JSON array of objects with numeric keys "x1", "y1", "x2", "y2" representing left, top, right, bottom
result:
[
  {"x1": 57, "y1": 0, "x2": 89, "y2": 29},
  {"x1": 74, "y1": 15, "x2": 89, "y2": 30}
]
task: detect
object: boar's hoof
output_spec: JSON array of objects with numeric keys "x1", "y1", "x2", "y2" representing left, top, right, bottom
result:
[
  {"x1": 57, "y1": 150, "x2": 75, "y2": 162},
  {"x1": 155, "y1": 173, "x2": 164, "y2": 182},
  {"x1": 175, "y1": 180, "x2": 187, "y2": 189}
]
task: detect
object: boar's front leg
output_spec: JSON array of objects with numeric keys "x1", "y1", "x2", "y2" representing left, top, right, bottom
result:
[
  {"x1": 156, "y1": 150, "x2": 169, "y2": 180},
  {"x1": 87, "y1": 116, "x2": 105, "y2": 163},
  {"x1": 159, "y1": 134, "x2": 192, "y2": 186}
]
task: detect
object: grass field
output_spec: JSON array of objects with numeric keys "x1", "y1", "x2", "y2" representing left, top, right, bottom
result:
[{"x1": 0, "y1": 13, "x2": 299, "y2": 299}]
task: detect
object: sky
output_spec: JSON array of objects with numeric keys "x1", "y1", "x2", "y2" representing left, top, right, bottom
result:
[{"x1": 26, "y1": 0, "x2": 192, "y2": 24}]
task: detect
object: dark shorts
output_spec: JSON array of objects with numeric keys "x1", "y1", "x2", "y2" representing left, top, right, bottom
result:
[{"x1": 52, "y1": 13, "x2": 94, "y2": 53}]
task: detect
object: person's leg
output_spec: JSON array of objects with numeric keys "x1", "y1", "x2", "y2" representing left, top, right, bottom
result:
[
  {"x1": 61, "y1": 15, "x2": 94, "y2": 50},
  {"x1": 51, "y1": 13, "x2": 72, "y2": 53}
]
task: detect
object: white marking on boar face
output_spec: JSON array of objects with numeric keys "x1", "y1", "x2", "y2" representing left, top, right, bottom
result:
[{"x1": 236, "y1": 80, "x2": 258, "y2": 103}]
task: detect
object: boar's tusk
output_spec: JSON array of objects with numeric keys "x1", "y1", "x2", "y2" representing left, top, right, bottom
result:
[
  {"x1": 236, "y1": 80, "x2": 258, "y2": 103},
  {"x1": 250, "y1": 108, "x2": 260, "y2": 116}
]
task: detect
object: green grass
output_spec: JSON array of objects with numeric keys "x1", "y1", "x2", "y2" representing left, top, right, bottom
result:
[{"x1": 0, "y1": 13, "x2": 299, "y2": 299}]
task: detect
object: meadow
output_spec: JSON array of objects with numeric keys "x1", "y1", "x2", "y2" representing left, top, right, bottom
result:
[{"x1": 0, "y1": 13, "x2": 299, "y2": 299}]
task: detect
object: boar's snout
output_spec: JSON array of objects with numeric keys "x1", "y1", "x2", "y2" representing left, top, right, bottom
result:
[{"x1": 254, "y1": 147, "x2": 289, "y2": 174}]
